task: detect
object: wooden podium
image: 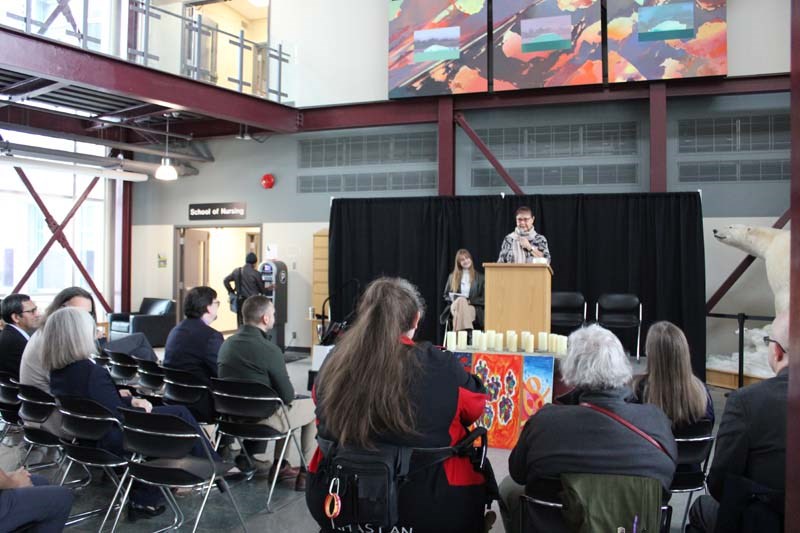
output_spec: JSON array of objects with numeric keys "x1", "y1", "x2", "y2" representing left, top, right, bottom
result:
[{"x1": 483, "y1": 263, "x2": 553, "y2": 334}]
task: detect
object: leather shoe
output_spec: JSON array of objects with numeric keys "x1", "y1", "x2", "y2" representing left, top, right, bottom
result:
[
  {"x1": 294, "y1": 469, "x2": 307, "y2": 491},
  {"x1": 127, "y1": 502, "x2": 166, "y2": 522},
  {"x1": 235, "y1": 454, "x2": 272, "y2": 478},
  {"x1": 268, "y1": 460, "x2": 301, "y2": 483}
]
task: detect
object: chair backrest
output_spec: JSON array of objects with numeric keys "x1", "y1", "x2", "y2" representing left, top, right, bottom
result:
[
  {"x1": 57, "y1": 396, "x2": 120, "y2": 441},
  {"x1": 119, "y1": 407, "x2": 202, "y2": 459},
  {"x1": 674, "y1": 419, "x2": 715, "y2": 468},
  {"x1": 163, "y1": 366, "x2": 209, "y2": 405},
  {"x1": 139, "y1": 298, "x2": 175, "y2": 316},
  {"x1": 135, "y1": 358, "x2": 165, "y2": 390},
  {"x1": 107, "y1": 350, "x2": 139, "y2": 382},
  {"x1": 91, "y1": 353, "x2": 111, "y2": 369},
  {"x1": 210, "y1": 378, "x2": 282, "y2": 420},
  {"x1": 551, "y1": 291, "x2": 586, "y2": 329},
  {"x1": 0, "y1": 372, "x2": 20, "y2": 405},
  {"x1": 597, "y1": 293, "x2": 641, "y2": 327},
  {"x1": 18, "y1": 384, "x2": 56, "y2": 424}
]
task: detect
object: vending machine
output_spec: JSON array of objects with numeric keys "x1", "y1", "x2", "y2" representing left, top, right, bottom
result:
[{"x1": 258, "y1": 260, "x2": 288, "y2": 350}]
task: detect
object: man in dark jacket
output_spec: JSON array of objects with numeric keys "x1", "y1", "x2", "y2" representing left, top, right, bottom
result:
[
  {"x1": 223, "y1": 253, "x2": 269, "y2": 327},
  {"x1": 687, "y1": 312, "x2": 789, "y2": 533},
  {"x1": 218, "y1": 295, "x2": 315, "y2": 490},
  {"x1": 0, "y1": 294, "x2": 40, "y2": 379},
  {"x1": 499, "y1": 324, "x2": 677, "y2": 533},
  {"x1": 164, "y1": 286, "x2": 223, "y2": 422}
]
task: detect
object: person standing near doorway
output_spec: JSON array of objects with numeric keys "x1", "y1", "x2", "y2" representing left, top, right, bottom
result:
[{"x1": 224, "y1": 253, "x2": 269, "y2": 327}]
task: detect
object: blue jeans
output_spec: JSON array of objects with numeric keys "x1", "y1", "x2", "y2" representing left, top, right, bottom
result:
[{"x1": 0, "y1": 474, "x2": 73, "y2": 533}]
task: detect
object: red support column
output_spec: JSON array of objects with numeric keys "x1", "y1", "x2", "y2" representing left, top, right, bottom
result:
[
  {"x1": 122, "y1": 181, "x2": 133, "y2": 313},
  {"x1": 787, "y1": 0, "x2": 800, "y2": 522},
  {"x1": 454, "y1": 113, "x2": 524, "y2": 195},
  {"x1": 438, "y1": 97, "x2": 455, "y2": 196},
  {"x1": 649, "y1": 82, "x2": 667, "y2": 192}
]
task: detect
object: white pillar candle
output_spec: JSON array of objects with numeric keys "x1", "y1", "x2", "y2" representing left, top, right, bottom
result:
[
  {"x1": 537, "y1": 332, "x2": 548, "y2": 352},
  {"x1": 548, "y1": 333, "x2": 557, "y2": 353},
  {"x1": 445, "y1": 331, "x2": 457, "y2": 351},
  {"x1": 472, "y1": 330, "x2": 482, "y2": 349},
  {"x1": 494, "y1": 333, "x2": 504, "y2": 352},
  {"x1": 524, "y1": 333, "x2": 535, "y2": 353},
  {"x1": 485, "y1": 330, "x2": 496, "y2": 350},
  {"x1": 456, "y1": 331, "x2": 468, "y2": 350},
  {"x1": 507, "y1": 332, "x2": 518, "y2": 352},
  {"x1": 478, "y1": 331, "x2": 488, "y2": 351},
  {"x1": 559, "y1": 335, "x2": 568, "y2": 355}
]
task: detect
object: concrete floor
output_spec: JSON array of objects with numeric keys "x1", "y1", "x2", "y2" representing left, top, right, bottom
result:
[{"x1": 0, "y1": 355, "x2": 728, "y2": 532}]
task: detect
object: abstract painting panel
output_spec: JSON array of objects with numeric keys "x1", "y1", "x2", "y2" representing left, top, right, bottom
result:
[
  {"x1": 606, "y1": 0, "x2": 727, "y2": 82},
  {"x1": 389, "y1": 0, "x2": 489, "y2": 98},
  {"x1": 520, "y1": 355, "x2": 554, "y2": 423},
  {"x1": 472, "y1": 353, "x2": 523, "y2": 449},
  {"x1": 492, "y1": 0, "x2": 603, "y2": 91}
]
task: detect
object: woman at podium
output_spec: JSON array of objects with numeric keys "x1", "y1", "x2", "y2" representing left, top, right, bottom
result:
[
  {"x1": 497, "y1": 206, "x2": 551, "y2": 264},
  {"x1": 442, "y1": 249, "x2": 484, "y2": 331}
]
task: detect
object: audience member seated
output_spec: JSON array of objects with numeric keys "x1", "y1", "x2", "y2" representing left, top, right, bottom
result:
[
  {"x1": 218, "y1": 295, "x2": 315, "y2": 487},
  {"x1": 632, "y1": 321, "x2": 714, "y2": 428},
  {"x1": 0, "y1": 467, "x2": 73, "y2": 532},
  {"x1": 0, "y1": 293, "x2": 41, "y2": 379},
  {"x1": 164, "y1": 286, "x2": 223, "y2": 422},
  {"x1": 687, "y1": 312, "x2": 790, "y2": 533},
  {"x1": 442, "y1": 249, "x2": 484, "y2": 331},
  {"x1": 20, "y1": 287, "x2": 99, "y2": 393},
  {"x1": 498, "y1": 324, "x2": 677, "y2": 533},
  {"x1": 45, "y1": 307, "x2": 222, "y2": 522},
  {"x1": 306, "y1": 277, "x2": 495, "y2": 533}
]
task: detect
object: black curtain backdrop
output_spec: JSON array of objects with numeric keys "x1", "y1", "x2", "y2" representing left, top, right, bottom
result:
[{"x1": 329, "y1": 193, "x2": 706, "y2": 380}]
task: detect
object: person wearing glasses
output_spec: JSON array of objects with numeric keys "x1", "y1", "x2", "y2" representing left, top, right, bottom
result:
[
  {"x1": 0, "y1": 294, "x2": 41, "y2": 379},
  {"x1": 163, "y1": 286, "x2": 224, "y2": 422},
  {"x1": 497, "y1": 206, "x2": 551, "y2": 264},
  {"x1": 687, "y1": 311, "x2": 790, "y2": 533}
]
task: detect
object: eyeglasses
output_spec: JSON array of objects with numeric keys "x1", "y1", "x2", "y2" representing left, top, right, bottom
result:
[
  {"x1": 18, "y1": 307, "x2": 38, "y2": 315},
  {"x1": 516, "y1": 217, "x2": 532, "y2": 222},
  {"x1": 763, "y1": 336, "x2": 786, "y2": 354},
  {"x1": 212, "y1": 300, "x2": 220, "y2": 306}
]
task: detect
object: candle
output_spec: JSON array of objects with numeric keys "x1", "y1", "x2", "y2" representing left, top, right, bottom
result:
[
  {"x1": 457, "y1": 331, "x2": 468, "y2": 350},
  {"x1": 507, "y1": 332, "x2": 518, "y2": 352},
  {"x1": 524, "y1": 333, "x2": 535, "y2": 353},
  {"x1": 485, "y1": 330, "x2": 496, "y2": 351},
  {"x1": 560, "y1": 335, "x2": 569, "y2": 355},
  {"x1": 472, "y1": 330, "x2": 482, "y2": 349},
  {"x1": 549, "y1": 334, "x2": 558, "y2": 353},
  {"x1": 478, "y1": 331, "x2": 488, "y2": 351},
  {"x1": 494, "y1": 333, "x2": 504, "y2": 352},
  {"x1": 445, "y1": 331, "x2": 456, "y2": 351},
  {"x1": 537, "y1": 332, "x2": 548, "y2": 352}
]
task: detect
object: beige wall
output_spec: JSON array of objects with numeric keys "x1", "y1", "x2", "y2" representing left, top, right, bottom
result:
[
  {"x1": 206, "y1": 226, "x2": 260, "y2": 333},
  {"x1": 131, "y1": 225, "x2": 174, "y2": 306},
  {"x1": 727, "y1": 0, "x2": 790, "y2": 76}
]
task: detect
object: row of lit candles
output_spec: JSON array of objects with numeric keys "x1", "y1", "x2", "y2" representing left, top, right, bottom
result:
[{"x1": 445, "y1": 330, "x2": 569, "y2": 355}]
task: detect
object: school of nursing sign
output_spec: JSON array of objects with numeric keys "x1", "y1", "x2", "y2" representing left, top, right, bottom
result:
[{"x1": 188, "y1": 202, "x2": 247, "y2": 221}]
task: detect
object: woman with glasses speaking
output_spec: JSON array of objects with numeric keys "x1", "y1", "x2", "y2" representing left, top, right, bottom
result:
[{"x1": 497, "y1": 206, "x2": 551, "y2": 264}]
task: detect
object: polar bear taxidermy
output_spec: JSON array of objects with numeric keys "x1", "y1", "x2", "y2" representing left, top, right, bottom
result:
[{"x1": 712, "y1": 224, "x2": 789, "y2": 315}]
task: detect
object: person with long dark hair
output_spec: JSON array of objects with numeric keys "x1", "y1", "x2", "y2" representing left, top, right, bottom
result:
[
  {"x1": 632, "y1": 321, "x2": 714, "y2": 428},
  {"x1": 442, "y1": 249, "x2": 485, "y2": 331},
  {"x1": 306, "y1": 277, "x2": 494, "y2": 533}
]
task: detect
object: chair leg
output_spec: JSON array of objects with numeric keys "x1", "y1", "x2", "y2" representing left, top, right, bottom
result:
[
  {"x1": 266, "y1": 434, "x2": 291, "y2": 512},
  {"x1": 191, "y1": 478, "x2": 217, "y2": 533},
  {"x1": 59, "y1": 459, "x2": 74, "y2": 486},
  {"x1": 99, "y1": 468, "x2": 128, "y2": 533},
  {"x1": 20, "y1": 443, "x2": 34, "y2": 468},
  {"x1": 220, "y1": 478, "x2": 248, "y2": 533},
  {"x1": 681, "y1": 492, "x2": 695, "y2": 531},
  {"x1": 289, "y1": 429, "x2": 308, "y2": 470},
  {"x1": 152, "y1": 487, "x2": 184, "y2": 533},
  {"x1": 110, "y1": 477, "x2": 134, "y2": 533}
]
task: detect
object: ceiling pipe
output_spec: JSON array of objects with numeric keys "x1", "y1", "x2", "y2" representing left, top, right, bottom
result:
[{"x1": 0, "y1": 156, "x2": 148, "y2": 182}]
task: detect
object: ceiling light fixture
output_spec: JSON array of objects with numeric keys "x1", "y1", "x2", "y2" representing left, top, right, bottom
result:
[
  {"x1": 155, "y1": 116, "x2": 179, "y2": 181},
  {"x1": 0, "y1": 156, "x2": 148, "y2": 182}
]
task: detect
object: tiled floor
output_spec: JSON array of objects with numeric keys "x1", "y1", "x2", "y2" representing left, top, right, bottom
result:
[{"x1": 0, "y1": 356, "x2": 728, "y2": 532}]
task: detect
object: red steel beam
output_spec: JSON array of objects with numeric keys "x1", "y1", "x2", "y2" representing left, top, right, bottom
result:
[
  {"x1": 300, "y1": 99, "x2": 438, "y2": 132},
  {"x1": 438, "y1": 97, "x2": 455, "y2": 196},
  {"x1": 665, "y1": 74, "x2": 790, "y2": 98},
  {"x1": 455, "y1": 112, "x2": 523, "y2": 195},
  {"x1": 787, "y1": 0, "x2": 800, "y2": 522},
  {"x1": 705, "y1": 209, "x2": 790, "y2": 313},
  {"x1": 649, "y1": 83, "x2": 667, "y2": 193},
  {"x1": 455, "y1": 83, "x2": 649, "y2": 110},
  {"x1": 0, "y1": 27, "x2": 299, "y2": 133},
  {"x1": 12, "y1": 167, "x2": 112, "y2": 313}
]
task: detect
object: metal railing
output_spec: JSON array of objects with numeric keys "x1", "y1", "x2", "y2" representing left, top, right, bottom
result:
[{"x1": 2, "y1": 0, "x2": 292, "y2": 103}]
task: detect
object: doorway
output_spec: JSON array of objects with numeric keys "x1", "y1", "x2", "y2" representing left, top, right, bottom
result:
[{"x1": 176, "y1": 225, "x2": 261, "y2": 334}]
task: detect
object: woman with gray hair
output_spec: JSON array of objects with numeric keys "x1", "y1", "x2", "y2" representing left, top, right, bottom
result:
[{"x1": 498, "y1": 324, "x2": 678, "y2": 533}]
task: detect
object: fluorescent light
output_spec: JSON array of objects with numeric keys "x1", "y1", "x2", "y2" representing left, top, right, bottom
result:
[
  {"x1": 0, "y1": 155, "x2": 148, "y2": 182},
  {"x1": 248, "y1": 0, "x2": 269, "y2": 6},
  {"x1": 155, "y1": 157, "x2": 178, "y2": 181}
]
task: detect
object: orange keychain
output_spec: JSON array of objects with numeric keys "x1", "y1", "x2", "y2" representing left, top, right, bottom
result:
[{"x1": 324, "y1": 477, "x2": 342, "y2": 522}]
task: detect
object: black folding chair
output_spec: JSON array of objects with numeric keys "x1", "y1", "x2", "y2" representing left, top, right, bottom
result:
[
  {"x1": 91, "y1": 353, "x2": 112, "y2": 370},
  {"x1": 211, "y1": 378, "x2": 309, "y2": 511},
  {"x1": 550, "y1": 291, "x2": 587, "y2": 336},
  {"x1": 162, "y1": 367, "x2": 215, "y2": 425},
  {"x1": 669, "y1": 419, "x2": 715, "y2": 530},
  {"x1": 596, "y1": 293, "x2": 642, "y2": 360},
  {"x1": 0, "y1": 373, "x2": 22, "y2": 445},
  {"x1": 111, "y1": 407, "x2": 247, "y2": 532},
  {"x1": 135, "y1": 358, "x2": 165, "y2": 392},
  {"x1": 17, "y1": 384, "x2": 62, "y2": 471},
  {"x1": 56, "y1": 396, "x2": 128, "y2": 528},
  {"x1": 106, "y1": 350, "x2": 139, "y2": 386}
]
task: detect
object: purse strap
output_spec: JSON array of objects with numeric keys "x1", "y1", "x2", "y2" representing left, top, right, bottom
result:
[{"x1": 580, "y1": 402, "x2": 671, "y2": 458}]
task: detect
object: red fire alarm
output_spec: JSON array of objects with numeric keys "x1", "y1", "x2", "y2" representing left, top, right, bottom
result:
[{"x1": 261, "y1": 173, "x2": 275, "y2": 189}]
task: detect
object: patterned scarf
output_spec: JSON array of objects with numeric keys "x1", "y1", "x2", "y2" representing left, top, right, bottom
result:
[{"x1": 513, "y1": 227, "x2": 534, "y2": 264}]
